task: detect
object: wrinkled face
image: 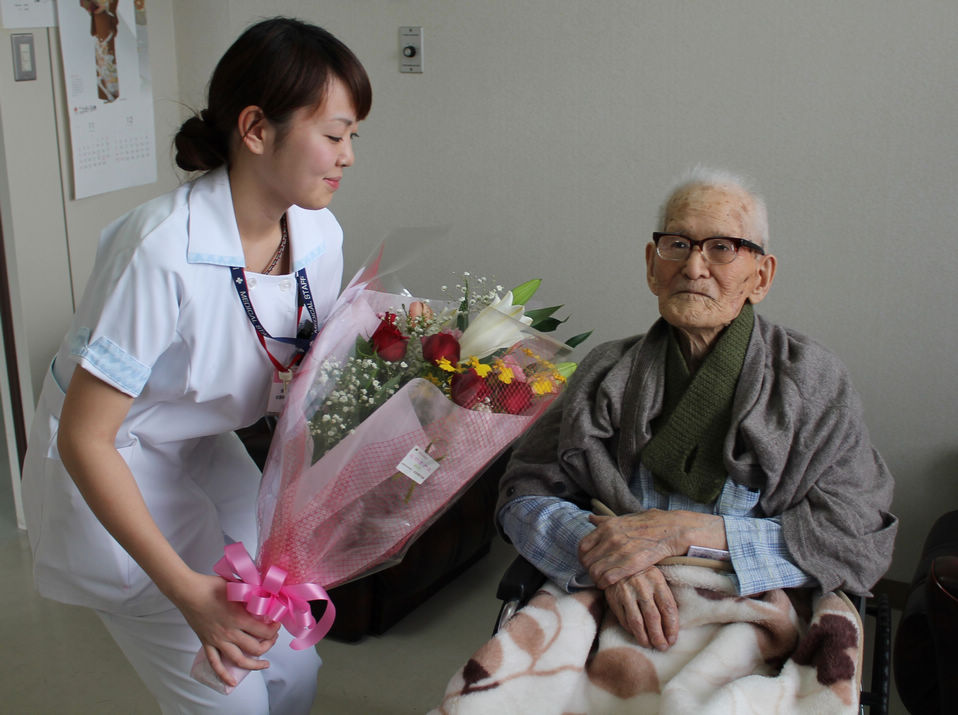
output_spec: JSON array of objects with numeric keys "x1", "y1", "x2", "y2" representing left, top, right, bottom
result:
[
  {"x1": 646, "y1": 185, "x2": 774, "y2": 342},
  {"x1": 262, "y1": 78, "x2": 359, "y2": 211}
]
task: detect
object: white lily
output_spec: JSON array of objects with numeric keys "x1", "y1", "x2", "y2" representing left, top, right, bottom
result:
[{"x1": 458, "y1": 291, "x2": 534, "y2": 360}]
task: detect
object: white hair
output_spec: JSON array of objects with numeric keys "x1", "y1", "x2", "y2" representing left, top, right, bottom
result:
[{"x1": 657, "y1": 165, "x2": 770, "y2": 247}]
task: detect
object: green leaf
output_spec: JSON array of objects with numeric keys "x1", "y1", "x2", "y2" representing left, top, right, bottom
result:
[
  {"x1": 565, "y1": 330, "x2": 593, "y2": 349},
  {"x1": 355, "y1": 335, "x2": 375, "y2": 358},
  {"x1": 555, "y1": 361, "x2": 578, "y2": 379},
  {"x1": 531, "y1": 316, "x2": 567, "y2": 333},
  {"x1": 457, "y1": 295, "x2": 469, "y2": 332},
  {"x1": 510, "y1": 278, "x2": 541, "y2": 306},
  {"x1": 380, "y1": 373, "x2": 404, "y2": 393},
  {"x1": 524, "y1": 305, "x2": 563, "y2": 323}
]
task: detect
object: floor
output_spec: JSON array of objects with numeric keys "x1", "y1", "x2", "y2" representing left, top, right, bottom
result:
[
  {"x1": 1, "y1": 474, "x2": 909, "y2": 714},
  {"x1": 0, "y1": 483, "x2": 515, "y2": 714}
]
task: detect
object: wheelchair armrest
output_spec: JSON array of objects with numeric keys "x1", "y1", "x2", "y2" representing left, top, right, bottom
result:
[
  {"x1": 494, "y1": 554, "x2": 548, "y2": 635},
  {"x1": 496, "y1": 554, "x2": 547, "y2": 603}
]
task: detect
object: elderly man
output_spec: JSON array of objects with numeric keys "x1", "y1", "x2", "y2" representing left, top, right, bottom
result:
[{"x1": 496, "y1": 167, "x2": 897, "y2": 652}]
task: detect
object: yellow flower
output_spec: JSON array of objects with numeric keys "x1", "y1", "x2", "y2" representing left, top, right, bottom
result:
[
  {"x1": 494, "y1": 359, "x2": 514, "y2": 384},
  {"x1": 531, "y1": 376, "x2": 554, "y2": 395},
  {"x1": 468, "y1": 357, "x2": 492, "y2": 378},
  {"x1": 437, "y1": 358, "x2": 457, "y2": 373}
]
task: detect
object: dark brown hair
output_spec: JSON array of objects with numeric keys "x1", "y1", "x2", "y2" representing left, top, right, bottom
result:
[{"x1": 174, "y1": 17, "x2": 372, "y2": 172}]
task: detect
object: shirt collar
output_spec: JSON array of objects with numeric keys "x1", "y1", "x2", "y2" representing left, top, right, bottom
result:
[{"x1": 186, "y1": 166, "x2": 328, "y2": 271}]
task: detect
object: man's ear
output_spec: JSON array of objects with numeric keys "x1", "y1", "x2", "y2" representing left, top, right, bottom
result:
[
  {"x1": 749, "y1": 253, "x2": 777, "y2": 305},
  {"x1": 645, "y1": 242, "x2": 660, "y2": 295},
  {"x1": 236, "y1": 105, "x2": 269, "y2": 155}
]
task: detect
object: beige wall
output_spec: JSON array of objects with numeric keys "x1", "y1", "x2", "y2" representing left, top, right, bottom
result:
[
  {"x1": 3, "y1": 1, "x2": 957, "y2": 581},
  {"x1": 0, "y1": 26, "x2": 71, "y2": 417},
  {"x1": 0, "y1": 3, "x2": 180, "y2": 526},
  {"x1": 171, "y1": 1, "x2": 958, "y2": 585},
  {"x1": 0, "y1": 1, "x2": 181, "y2": 403}
]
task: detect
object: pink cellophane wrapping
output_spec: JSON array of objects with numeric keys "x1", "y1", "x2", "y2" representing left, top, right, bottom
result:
[{"x1": 255, "y1": 283, "x2": 567, "y2": 590}]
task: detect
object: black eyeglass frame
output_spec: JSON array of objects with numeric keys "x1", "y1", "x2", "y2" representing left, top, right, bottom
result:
[{"x1": 652, "y1": 232, "x2": 766, "y2": 263}]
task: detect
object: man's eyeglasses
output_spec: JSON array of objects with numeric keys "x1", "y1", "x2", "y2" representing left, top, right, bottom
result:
[{"x1": 652, "y1": 232, "x2": 765, "y2": 265}]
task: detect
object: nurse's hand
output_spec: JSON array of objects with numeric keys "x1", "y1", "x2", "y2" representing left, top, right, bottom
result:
[
  {"x1": 58, "y1": 367, "x2": 279, "y2": 687},
  {"x1": 176, "y1": 571, "x2": 281, "y2": 686}
]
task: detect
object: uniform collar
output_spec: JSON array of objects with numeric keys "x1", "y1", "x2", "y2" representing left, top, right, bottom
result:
[{"x1": 186, "y1": 165, "x2": 328, "y2": 272}]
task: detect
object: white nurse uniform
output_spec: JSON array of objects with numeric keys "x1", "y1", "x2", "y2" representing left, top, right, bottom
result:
[{"x1": 22, "y1": 166, "x2": 342, "y2": 713}]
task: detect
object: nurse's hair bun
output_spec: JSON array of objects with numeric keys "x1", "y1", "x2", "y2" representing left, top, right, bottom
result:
[{"x1": 174, "y1": 109, "x2": 229, "y2": 173}]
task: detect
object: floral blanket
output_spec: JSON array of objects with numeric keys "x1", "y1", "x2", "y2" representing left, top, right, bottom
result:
[{"x1": 432, "y1": 564, "x2": 862, "y2": 714}]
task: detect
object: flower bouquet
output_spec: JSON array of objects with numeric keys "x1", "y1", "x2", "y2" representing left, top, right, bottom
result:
[{"x1": 192, "y1": 236, "x2": 588, "y2": 692}]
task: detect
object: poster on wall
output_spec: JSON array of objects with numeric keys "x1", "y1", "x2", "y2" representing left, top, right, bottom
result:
[
  {"x1": 58, "y1": 0, "x2": 156, "y2": 199},
  {"x1": 0, "y1": 0, "x2": 56, "y2": 29}
]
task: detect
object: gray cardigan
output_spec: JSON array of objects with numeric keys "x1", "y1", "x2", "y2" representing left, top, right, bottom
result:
[{"x1": 498, "y1": 313, "x2": 898, "y2": 595}]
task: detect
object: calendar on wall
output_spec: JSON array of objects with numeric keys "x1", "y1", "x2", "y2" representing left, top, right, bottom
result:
[
  {"x1": 58, "y1": 0, "x2": 155, "y2": 199},
  {"x1": 0, "y1": 0, "x2": 57, "y2": 28}
]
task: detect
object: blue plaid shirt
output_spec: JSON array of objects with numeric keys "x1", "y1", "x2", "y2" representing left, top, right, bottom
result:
[{"x1": 499, "y1": 463, "x2": 815, "y2": 596}]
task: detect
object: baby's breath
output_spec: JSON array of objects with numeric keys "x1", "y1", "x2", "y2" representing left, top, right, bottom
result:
[
  {"x1": 442, "y1": 271, "x2": 500, "y2": 314},
  {"x1": 306, "y1": 271, "x2": 570, "y2": 462},
  {"x1": 307, "y1": 351, "x2": 410, "y2": 455}
]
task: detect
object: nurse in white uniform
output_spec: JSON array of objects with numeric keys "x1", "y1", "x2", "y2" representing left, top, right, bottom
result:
[{"x1": 21, "y1": 18, "x2": 372, "y2": 714}]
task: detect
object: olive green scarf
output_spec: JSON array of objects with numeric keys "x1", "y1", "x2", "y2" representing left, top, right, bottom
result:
[{"x1": 640, "y1": 302, "x2": 754, "y2": 503}]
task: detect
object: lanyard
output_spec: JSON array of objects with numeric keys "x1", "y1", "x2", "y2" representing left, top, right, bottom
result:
[{"x1": 231, "y1": 266, "x2": 319, "y2": 372}]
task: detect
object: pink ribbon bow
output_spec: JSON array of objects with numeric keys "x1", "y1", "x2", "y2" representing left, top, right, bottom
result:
[{"x1": 213, "y1": 542, "x2": 336, "y2": 650}]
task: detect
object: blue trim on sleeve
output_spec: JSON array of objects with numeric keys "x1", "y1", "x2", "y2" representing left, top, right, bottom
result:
[{"x1": 71, "y1": 334, "x2": 151, "y2": 396}]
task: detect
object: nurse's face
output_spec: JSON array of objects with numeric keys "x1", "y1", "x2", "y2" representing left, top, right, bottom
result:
[{"x1": 263, "y1": 78, "x2": 359, "y2": 211}]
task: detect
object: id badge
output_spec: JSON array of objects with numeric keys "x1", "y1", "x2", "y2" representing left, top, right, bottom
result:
[{"x1": 266, "y1": 369, "x2": 294, "y2": 415}]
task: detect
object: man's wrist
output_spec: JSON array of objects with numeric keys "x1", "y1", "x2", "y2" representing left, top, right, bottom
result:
[{"x1": 675, "y1": 511, "x2": 728, "y2": 554}]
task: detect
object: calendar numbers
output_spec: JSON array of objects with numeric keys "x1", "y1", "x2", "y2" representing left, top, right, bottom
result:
[{"x1": 74, "y1": 133, "x2": 152, "y2": 172}]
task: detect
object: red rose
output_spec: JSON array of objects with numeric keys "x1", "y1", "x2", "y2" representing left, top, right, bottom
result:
[
  {"x1": 370, "y1": 314, "x2": 408, "y2": 361},
  {"x1": 450, "y1": 369, "x2": 491, "y2": 409},
  {"x1": 492, "y1": 380, "x2": 534, "y2": 414},
  {"x1": 421, "y1": 332, "x2": 461, "y2": 365}
]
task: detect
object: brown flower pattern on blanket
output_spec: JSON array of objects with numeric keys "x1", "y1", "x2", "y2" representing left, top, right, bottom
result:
[
  {"x1": 449, "y1": 588, "x2": 586, "y2": 700},
  {"x1": 792, "y1": 612, "x2": 858, "y2": 685},
  {"x1": 460, "y1": 630, "x2": 505, "y2": 694},
  {"x1": 462, "y1": 656, "x2": 495, "y2": 693},
  {"x1": 432, "y1": 568, "x2": 861, "y2": 715},
  {"x1": 749, "y1": 588, "x2": 801, "y2": 667},
  {"x1": 587, "y1": 646, "x2": 660, "y2": 697},
  {"x1": 510, "y1": 610, "x2": 548, "y2": 653}
]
